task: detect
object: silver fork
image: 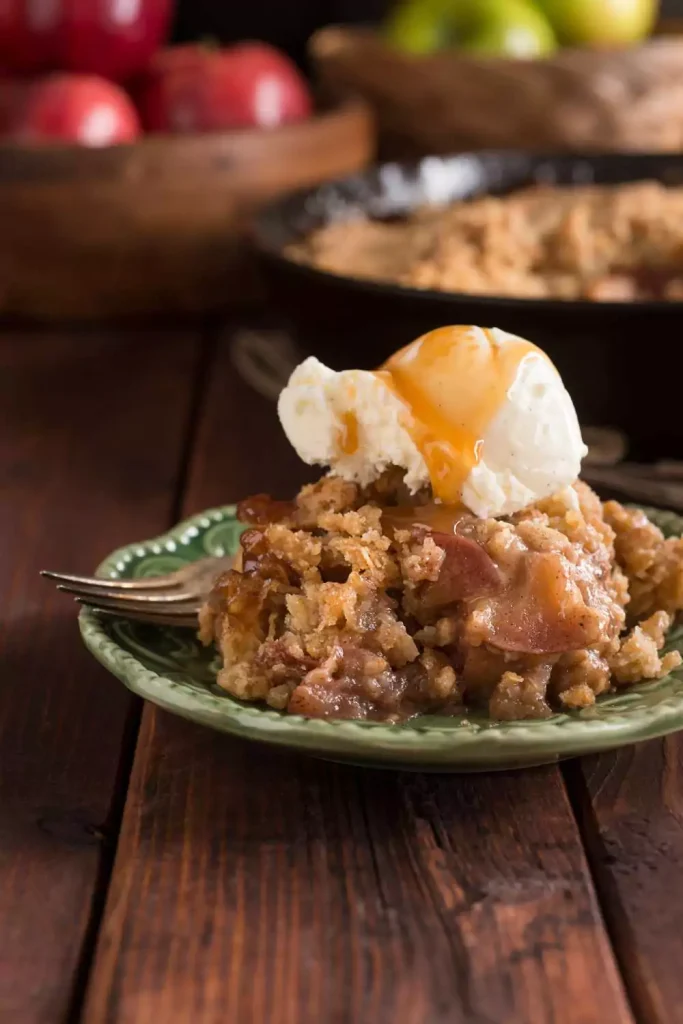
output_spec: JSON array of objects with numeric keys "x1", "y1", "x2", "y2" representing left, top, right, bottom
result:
[{"x1": 41, "y1": 555, "x2": 235, "y2": 628}]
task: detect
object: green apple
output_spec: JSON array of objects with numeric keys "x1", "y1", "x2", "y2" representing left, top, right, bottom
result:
[
  {"x1": 385, "y1": 0, "x2": 557, "y2": 59},
  {"x1": 458, "y1": 0, "x2": 558, "y2": 56},
  {"x1": 384, "y1": 0, "x2": 456, "y2": 53},
  {"x1": 538, "y1": 0, "x2": 658, "y2": 45}
]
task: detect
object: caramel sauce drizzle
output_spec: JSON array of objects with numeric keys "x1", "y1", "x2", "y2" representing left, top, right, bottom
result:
[
  {"x1": 375, "y1": 326, "x2": 540, "y2": 505},
  {"x1": 338, "y1": 410, "x2": 359, "y2": 456}
]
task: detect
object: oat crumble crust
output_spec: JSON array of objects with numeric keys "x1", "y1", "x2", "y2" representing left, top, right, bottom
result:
[
  {"x1": 288, "y1": 181, "x2": 683, "y2": 302},
  {"x1": 199, "y1": 474, "x2": 683, "y2": 722}
]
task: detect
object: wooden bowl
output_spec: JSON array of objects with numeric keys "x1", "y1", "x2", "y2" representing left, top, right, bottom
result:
[
  {"x1": 0, "y1": 97, "x2": 374, "y2": 321},
  {"x1": 311, "y1": 26, "x2": 683, "y2": 159}
]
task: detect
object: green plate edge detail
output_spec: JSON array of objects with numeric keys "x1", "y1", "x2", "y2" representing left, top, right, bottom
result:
[{"x1": 79, "y1": 504, "x2": 683, "y2": 771}]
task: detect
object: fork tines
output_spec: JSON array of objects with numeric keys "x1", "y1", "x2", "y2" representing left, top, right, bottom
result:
[
  {"x1": 40, "y1": 569, "x2": 181, "y2": 591},
  {"x1": 74, "y1": 600, "x2": 198, "y2": 629},
  {"x1": 54, "y1": 582, "x2": 197, "y2": 605},
  {"x1": 41, "y1": 568, "x2": 202, "y2": 627}
]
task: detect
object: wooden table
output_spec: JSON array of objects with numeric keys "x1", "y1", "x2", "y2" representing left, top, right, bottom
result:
[{"x1": 2, "y1": 321, "x2": 682, "y2": 1024}]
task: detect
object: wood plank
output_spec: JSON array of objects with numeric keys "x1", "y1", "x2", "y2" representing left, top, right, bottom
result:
[
  {"x1": 86, "y1": 725, "x2": 635, "y2": 1024},
  {"x1": 568, "y1": 739, "x2": 683, "y2": 1024},
  {"x1": 85, "y1": 329, "x2": 633, "y2": 1024},
  {"x1": 0, "y1": 329, "x2": 200, "y2": 1023}
]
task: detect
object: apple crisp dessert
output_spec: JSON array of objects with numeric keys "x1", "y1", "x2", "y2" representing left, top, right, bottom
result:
[
  {"x1": 199, "y1": 474, "x2": 683, "y2": 722},
  {"x1": 288, "y1": 181, "x2": 683, "y2": 302}
]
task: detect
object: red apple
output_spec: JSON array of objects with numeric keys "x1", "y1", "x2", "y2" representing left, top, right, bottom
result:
[
  {"x1": 0, "y1": 0, "x2": 173, "y2": 81},
  {"x1": 138, "y1": 42, "x2": 313, "y2": 134},
  {"x1": 8, "y1": 73, "x2": 141, "y2": 145}
]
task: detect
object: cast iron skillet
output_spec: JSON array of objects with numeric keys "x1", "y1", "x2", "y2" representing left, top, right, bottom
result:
[{"x1": 253, "y1": 152, "x2": 683, "y2": 460}]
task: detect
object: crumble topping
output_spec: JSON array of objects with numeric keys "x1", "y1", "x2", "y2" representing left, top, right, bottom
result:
[
  {"x1": 288, "y1": 181, "x2": 683, "y2": 302},
  {"x1": 199, "y1": 474, "x2": 683, "y2": 722}
]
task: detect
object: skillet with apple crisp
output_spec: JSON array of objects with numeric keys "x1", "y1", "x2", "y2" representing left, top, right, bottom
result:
[{"x1": 288, "y1": 181, "x2": 683, "y2": 303}]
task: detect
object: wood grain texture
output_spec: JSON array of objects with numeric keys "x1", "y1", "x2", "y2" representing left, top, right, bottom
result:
[
  {"x1": 85, "y1": 331, "x2": 633, "y2": 1024},
  {"x1": 85, "y1": 724, "x2": 634, "y2": 1024},
  {"x1": 569, "y1": 739, "x2": 683, "y2": 1024},
  {"x1": 313, "y1": 26, "x2": 683, "y2": 158},
  {"x1": 0, "y1": 330, "x2": 199, "y2": 1022}
]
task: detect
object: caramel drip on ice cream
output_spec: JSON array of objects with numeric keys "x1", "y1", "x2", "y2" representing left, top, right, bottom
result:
[{"x1": 375, "y1": 326, "x2": 543, "y2": 504}]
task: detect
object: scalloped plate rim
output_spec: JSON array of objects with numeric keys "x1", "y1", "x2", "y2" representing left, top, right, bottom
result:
[{"x1": 78, "y1": 503, "x2": 683, "y2": 770}]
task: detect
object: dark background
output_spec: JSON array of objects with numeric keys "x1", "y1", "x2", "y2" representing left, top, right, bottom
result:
[
  {"x1": 173, "y1": 0, "x2": 388, "y2": 68},
  {"x1": 173, "y1": 0, "x2": 683, "y2": 68}
]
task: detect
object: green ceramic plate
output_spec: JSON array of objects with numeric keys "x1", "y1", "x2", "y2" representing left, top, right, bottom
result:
[{"x1": 80, "y1": 505, "x2": 683, "y2": 772}]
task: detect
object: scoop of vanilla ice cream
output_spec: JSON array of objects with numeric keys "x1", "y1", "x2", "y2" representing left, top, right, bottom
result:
[
  {"x1": 277, "y1": 357, "x2": 429, "y2": 492},
  {"x1": 277, "y1": 331, "x2": 587, "y2": 518},
  {"x1": 460, "y1": 348, "x2": 587, "y2": 517}
]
